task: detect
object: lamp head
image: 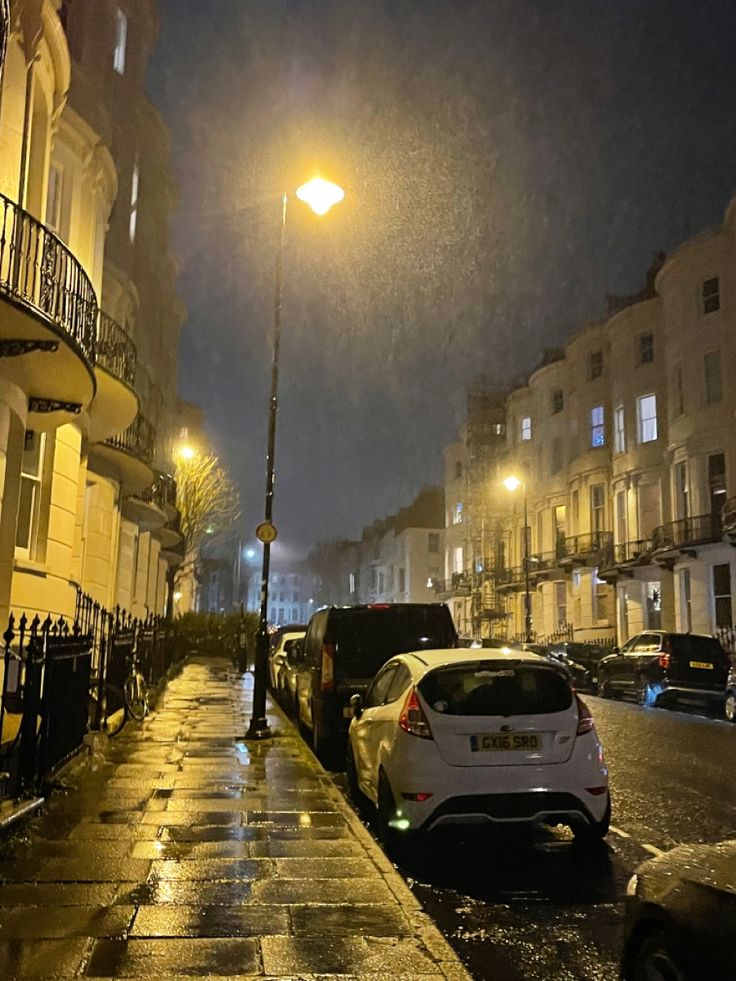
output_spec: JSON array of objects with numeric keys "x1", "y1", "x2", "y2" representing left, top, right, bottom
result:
[
  {"x1": 296, "y1": 177, "x2": 345, "y2": 216},
  {"x1": 503, "y1": 475, "x2": 522, "y2": 493}
]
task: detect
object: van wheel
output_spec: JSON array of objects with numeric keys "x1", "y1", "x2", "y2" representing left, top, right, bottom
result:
[
  {"x1": 725, "y1": 691, "x2": 736, "y2": 723},
  {"x1": 627, "y1": 927, "x2": 690, "y2": 981},
  {"x1": 572, "y1": 792, "x2": 611, "y2": 845},
  {"x1": 596, "y1": 674, "x2": 612, "y2": 699}
]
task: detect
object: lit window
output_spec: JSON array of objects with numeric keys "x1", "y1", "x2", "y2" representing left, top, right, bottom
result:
[
  {"x1": 590, "y1": 406, "x2": 605, "y2": 447},
  {"x1": 520, "y1": 416, "x2": 532, "y2": 441},
  {"x1": 613, "y1": 405, "x2": 625, "y2": 454},
  {"x1": 45, "y1": 165, "x2": 63, "y2": 234},
  {"x1": 704, "y1": 350, "x2": 722, "y2": 404},
  {"x1": 493, "y1": 423, "x2": 505, "y2": 436},
  {"x1": 702, "y1": 277, "x2": 720, "y2": 315},
  {"x1": 452, "y1": 502, "x2": 463, "y2": 525},
  {"x1": 16, "y1": 431, "x2": 46, "y2": 559},
  {"x1": 113, "y1": 7, "x2": 128, "y2": 75},
  {"x1": 551, "y1": 389, "x2": 564, "y2": 414},
  {"x1": 589, "y1": 350, "x2": 603, "y2": 379},
  {"x1": 129, "y1": 157, "x2": 139, "y2": 243},
  {"x1": 639, "y1": 333, "x2": 654, "y2": 364},
  {"x1": 637, "y1": 394, "x2": 658, "y2": 444},
  {"x1": 453, "y1": 546, "x2": 463, "y2": 574}
]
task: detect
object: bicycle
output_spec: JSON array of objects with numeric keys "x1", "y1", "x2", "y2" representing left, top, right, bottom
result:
[{"x1": 88, "y1": 640, "x2": 149, "y2": 737}]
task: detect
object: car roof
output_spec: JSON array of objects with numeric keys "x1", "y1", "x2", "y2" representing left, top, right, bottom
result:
[
  {"x1": 631, "y1": 630, "x2": 717, "y2": 640},
  {"x1": 400, "y1": 647, "x2": 555, "y2": 669}
]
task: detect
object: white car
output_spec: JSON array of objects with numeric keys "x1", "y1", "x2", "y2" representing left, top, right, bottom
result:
[
  {"x1": 346, "y1": 647, "x2": 609, "y2": 841},
  {"x1": 268, "y1": 631, "x2": 306, "y2": 693}
]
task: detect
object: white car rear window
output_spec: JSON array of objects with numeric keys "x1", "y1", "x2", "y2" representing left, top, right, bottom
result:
[{"x1": 419, "y1": 663, "x2": 572, "y2": 716}]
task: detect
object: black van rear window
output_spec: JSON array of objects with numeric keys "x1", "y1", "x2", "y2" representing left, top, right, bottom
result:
[
  {"x1": 332, "y1": 606, "x2": 456, "y2": 679},
  {"x1": 419, "y1": 662, "x2": 573, "y2": 716},
  {"x1": 670, "y1": 635, "x2": 728, "y2": 664}
]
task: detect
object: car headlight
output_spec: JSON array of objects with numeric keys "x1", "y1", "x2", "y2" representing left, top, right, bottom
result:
[{"x1": 626, "y1": 874, "x2": 638, "y2": 897}]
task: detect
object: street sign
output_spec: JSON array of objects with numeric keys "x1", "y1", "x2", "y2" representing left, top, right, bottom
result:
[{"x1": 255, "y1": 521, "x2": 278, "y2": 544}]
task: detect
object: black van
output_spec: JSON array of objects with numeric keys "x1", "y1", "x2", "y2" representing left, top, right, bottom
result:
[{"x1": 293, "y1": 603, "x2": 457, "y2": 765}]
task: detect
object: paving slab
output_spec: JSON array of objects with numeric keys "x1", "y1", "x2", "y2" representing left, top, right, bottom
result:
[{"x1": 0, "y1": 658, "x2": 472, "y2": 981}]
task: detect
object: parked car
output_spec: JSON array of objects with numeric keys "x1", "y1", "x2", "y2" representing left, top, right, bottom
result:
[
  {"x1": 269, "y1": 623, "x2": 307, "y2": 653},
  {"x1": 279, "y1": 636, "x2": 305, "y2": 706},
  {"x1": 621, "y1": 840, "x2": 736, "y2": 981},
  {"x1": 268, "y1": 630, "x2": 306, "y2": 692},
  {"x1": 547, "y1": 642, "x2": 609, "y2": 686},
  {"x1": 543, "y1": 649, "x2": 592, "y2": 692},
  {"x1": 294, "y1": 603, "x2": 457, "y2": 765},
  {"x1": 724, "y1": 664, "x2": 736, "y2": 722},
  {"x1": 346, "y1": 646, "x2": 610, "y2": 841},
  {"x1": 596, "y1": 631, "x2": 730, "y2": 708}
]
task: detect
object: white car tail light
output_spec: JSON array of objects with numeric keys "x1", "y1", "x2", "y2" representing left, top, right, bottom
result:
[
  {"x1": 398, "y1": 687, "x2": 433, "y2": 739},
  {"x1": 576, "y1": 694, "x2": 595, "y2": 736}
]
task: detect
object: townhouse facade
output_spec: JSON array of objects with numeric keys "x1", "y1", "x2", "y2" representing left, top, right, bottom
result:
[
  {"x1": 439, "y1": 197, "x2": 736, "y2": 648},
  {"x1": 0, "y1": 0, "x2": 182, "y2": 643}
]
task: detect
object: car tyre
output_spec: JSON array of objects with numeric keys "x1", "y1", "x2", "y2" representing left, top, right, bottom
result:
[
  {"x1": 596, "y1": 673, "x2": 612, "y2": 699},
  {"x1": 725, "y1": 690, "x2": 736, "y2": 723},
  {"x1": 636, "y1": 676, "x2": 656, "y2": 708},
  {"x1": 572, "y1": 792, "x2": 610, "y2": 845},
  {"x1": 627, "y1": 927, "x2": 691, "y2": 981}
]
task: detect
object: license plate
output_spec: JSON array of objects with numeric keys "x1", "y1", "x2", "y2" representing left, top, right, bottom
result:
[
  {"x1": 470, "y1": 733, "x2": 540, "y2": 752},
  {"x1": 689, "y1": 661, "x2": 713, "y2": 670},
  {"x1": 343, "y1": 706, "x2": 354, "y2": 718}
]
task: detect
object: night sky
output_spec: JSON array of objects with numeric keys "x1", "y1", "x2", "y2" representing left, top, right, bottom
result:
[{"x1": 147, "y1": 0, "x2": 736, "y2": 559}]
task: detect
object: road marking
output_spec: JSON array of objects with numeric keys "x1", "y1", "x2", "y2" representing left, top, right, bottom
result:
[
  {"x1": 608, "y1": 824, "x2": 631, "y2": 839},
  {"x1": 641, "y1": 843, "x2": 665, "y2": 857}
]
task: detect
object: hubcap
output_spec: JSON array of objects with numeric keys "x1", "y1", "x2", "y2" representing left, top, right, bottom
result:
[{"x1": 726, "y1": 693, "x2": 736, "y2": 722}]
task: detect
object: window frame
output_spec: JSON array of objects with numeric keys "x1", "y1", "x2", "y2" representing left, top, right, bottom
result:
[
  {"x1": 636, "y1": 394, "x2": 658, "y2": 444},
  {"x1": 613, "y1": 405, "x2": 625, "y2": 454},
  {"x1": 701, "y1": 277, "x2": 720, "y2": 315},
  {"x1": 589, "y1": 350, "x2": 603, "y2": 380},
  {"x1": 520, "y1": 416, "x2": 532, "y2": 441},
  {"x1": 551, "y1": 389, "x2": 564, "y2": 415},
  {"x1": 639, "y1": 333, "x2": 654, "y2": 365},
  {"x1": 590, "y1": 405, "x2": 605, "y2": 448}
]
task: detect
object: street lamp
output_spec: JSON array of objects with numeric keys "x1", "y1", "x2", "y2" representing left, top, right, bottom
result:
[
  {"x1": 503, "y1": 474, "x2": 532, "y2": 643},
  {"x1": 246, "y1": 177, "x2": 345, "y2": 741}
]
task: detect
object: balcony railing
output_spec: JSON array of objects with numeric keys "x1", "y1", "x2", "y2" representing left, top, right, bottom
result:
[
  {"x1": 0, "y1": 192, "x2": 97, "y2": 363},
  {"x1": 136, "y1": 471, "x2": 176, "y2": 510},
  {"x1": 652, "y1": 513, "x2": 722, "y2": 551},
  {"x1": 433, "y1": 572, "x2": 472, "y2": 595},
  {"x1": 97, "y1": 312, "x2": 136, "y2": 387},
  {"x1": 610, "y1": 539, "x2": 654, "y2": 566},
  {"x1": 722, "y1": 497, "x2": 736, "y2": 532},
  {"x1": 105, "y1": 413, "x2": 155, "y2": 467},
  {"x1": 525, "y1": 551, "x2": 558, "y2": 576},
  {"x1": 557, "y1": 532, "x2": 613, "y2": 562}
]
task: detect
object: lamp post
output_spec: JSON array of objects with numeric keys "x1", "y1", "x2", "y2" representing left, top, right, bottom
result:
[
  {"x1": 503, "y1": 475, "x2": 532, "y2": 643},
  {"x1": 246, "y1": 177, "x2": 345, "y2": 741}
]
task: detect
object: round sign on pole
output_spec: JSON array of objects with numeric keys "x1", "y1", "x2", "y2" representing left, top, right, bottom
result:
[{"x1": 255, "y1": 521, "x2": 278, "y2": 544}]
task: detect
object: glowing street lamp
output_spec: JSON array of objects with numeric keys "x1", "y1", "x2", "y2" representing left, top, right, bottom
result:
[
  {"x1": 247, "y1": 176, "x2": 345, "y2": 741},
  {"x1": 503, "y1": 473, "x2": 532, "y2": 643}
]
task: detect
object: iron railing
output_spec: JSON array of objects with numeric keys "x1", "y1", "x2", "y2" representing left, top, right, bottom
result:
[
  {"x1": 105, "y1": 413, "x2": 155, "y2": 466},
  {"x1": 716, "y1": 626, "x2": 736, "y2": 662},
  {"x1": 722, "y1": 498, "x2": 736, "y2": 531},
  {"x1": 136, "y1": 471, "x2": 176, "y2": 511},
  {"x1": 557, "y1": 532, "x2": 613, "y2": 561},
  {"x1": 602, "y1": 539, "x2": 654, "y2": 567},
  {"x1": 652, "y1": 513, "x2": 722, "y2": 551},
  {"x1": 433, "y1": 572, "x2": 472, "y2": 595},
  {"x1": 0, "y1": 192, "x2": 97, "y2": 363},
  {"x1": 97, "y1": 312, "x2": 136, "y2": 387}
]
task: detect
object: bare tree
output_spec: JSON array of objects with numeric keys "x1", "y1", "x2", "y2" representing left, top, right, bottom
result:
[{"x1": 175, "y1": 453, "x2": 240, "y2": 552}]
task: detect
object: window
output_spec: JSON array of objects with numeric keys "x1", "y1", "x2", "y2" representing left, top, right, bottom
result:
[
  {"x1": 453, "y1": 546, "x2": 463, "y2": 574},
  {"x1": 713, "y1": 564, "x2": 732, "y2": 628},
  {"x1": 702, "y1": 277, "x2": 720, "y2": 315},
  {"x1": 555, "y1": 581, "x2": 567, "y2": 628},
  {"x1": 592, "y1": 572, "x2": 611, "y2": 622},
  {"x1": 551, "y1": 389, "x2": 564, "y2": 414},
  {"x1": 704, "y1": 350, "x2": 722, "y2": 403},
  {"x1": 378, "y1": 571, "x2": 384, "y2": 593},
  {"x1": 292, "y1": 592, "x2": 299, "y2": 603},
  {"x1": 613, "y1": 405, "x2": 625, "y2": 454},
  {"x1": 639, "y1": 333, "x2": 654, "y2": 364},
  {"x1": 113, "y1": 6, "x2": 128, "y2": 74},
  {"x1": 550, "y1": 436, "x2": 563, "y2": 474},
  {"x1": 45, "y1": 165, "x2": 63, "y2": 234},
  {"x1": 708, "y1": 453, "x2": 726, "y2": 516},
  {"x1": 590, "y1": 405, "x2": 605, "y2": 447},
  {"x1": 129, "y1": 157, "x2": 140, "y2": 243},
  {"x1": 674, "y1": 461, "x2": 689, "y2": 520},
  {"x1": 591, "y1": 484, "x2": 606, "y2": 534},
  {"x1": 646, "y1": 582, "x2": 662, "y2": 630},
  {"x1": 16, "y1": 432, "x2": 46, "y2": 558},
  {"x1": 454, "y1": 460, "x2": 463, "y2": 479},
  {"x1": 616, "y1": 490, "x2": 627, "y2": 543},
  {"x1": 674, "y1": 366, "x2": 684, "y2": 417},
  {"x1": 589, "y1": 350, "x2": 603, "y2": 379},
  {"x1": 637, "y1": 394, "x2": 658, "y2": 443},
  {"x1": 452, "y1": 502, "x2": 463, "y2": 525},
  {"x1": 571, "y1": 490, "x2": 579, "y2": 529},
  {"x1": 493, "y1": 423, "x2": 505, "y2": 436},
  {"x1": 398, "y1": 568, "x2": 405, "y2": 593},
  {"x1": 428, "y1": 532, "x2": 439, "y2": 553},
  {"x1": 348, "y1": 572, "x2": 355, "y2": 594},
  {"x1": 680, "y1": 568, "x2": 692, "y2": 632},
  {"x1": 520, "y1": 416, "x2": 532, "y2": 441}
]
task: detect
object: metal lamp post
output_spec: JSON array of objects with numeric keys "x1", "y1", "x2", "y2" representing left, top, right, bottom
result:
[
  {"x1": 503, "y1": 475, "x2": 532, "y2": 643},
  {"x1": 246, "y1": 178, "x2": 345, "y2": 741}
]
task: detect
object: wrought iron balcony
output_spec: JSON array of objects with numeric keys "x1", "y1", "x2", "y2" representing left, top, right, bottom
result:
[
  {"x1": 0, "y1": 192, "x2": 97, "y2": 363},
  {"x1": 136, "y1": 471, "x2": 176, "y2": 511},
  {"x1": 495, "y1": 567, "x2": 524, "y2": 590},
  {"x1": 525, "y1": 551, "x2": 557, "y2": 577},
  {"x1": 433, "y1": 572, "x2": 472, "y2": 596},
  {"x1": 97, "y1": 312, "x2": 136, "y2": 387},
  {"x1": 557, "y1": 532, "x2": 613, "y2": 564},
  {"x1": 105, "y1": 413, "x2": 155, "y2": 467},
  {"x1": 652, "y1": 513, "x2": 722, "y2": 552}
]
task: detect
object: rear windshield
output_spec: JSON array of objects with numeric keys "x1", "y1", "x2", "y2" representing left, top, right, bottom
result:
[
  {"x1": 669, "y1": 635, "x2": 728, "y2": 663},
  {"x1": 419, "y1": 662, "x2": 573, "y2": 716},
  {"x1": 332, "y1": 606, "x2": 456, "y2": 679}
]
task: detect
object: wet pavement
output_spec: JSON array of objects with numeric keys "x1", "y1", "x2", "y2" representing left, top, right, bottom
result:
[{"x1": 0, "y1": 658, "x2": 470, "y2": 980}]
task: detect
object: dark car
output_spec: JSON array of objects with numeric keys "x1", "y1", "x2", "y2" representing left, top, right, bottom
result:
[
  {"x1": 621, "y1": 840, "x2": 736, "y2": 981},
  {"x1": 548, "y1": 642, "x2": 609, "y2": 687},
  {"x1": 294, "y1": 603, "x2": 457, "y2": 766},
  {"x1": 596, "y1": 631, "x2": 730, "y2": 708},
  {"x1": 543, "y1": 650, "x2": 592, "y2": 692},
  {"x1": 725, "y1": 664, "x2": 736, "y2": 722}
]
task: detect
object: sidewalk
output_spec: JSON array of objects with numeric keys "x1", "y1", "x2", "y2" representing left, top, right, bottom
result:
[{"x1": 0, "y1": 657, "x2": 472, "y2": 980}]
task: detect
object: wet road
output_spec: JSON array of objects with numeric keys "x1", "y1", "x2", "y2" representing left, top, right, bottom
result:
[{"x1": 335, "y1": 695, "x2": 736, "y2": 981}]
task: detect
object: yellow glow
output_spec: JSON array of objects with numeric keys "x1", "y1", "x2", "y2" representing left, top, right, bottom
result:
[
  {"x1": 296, "y1": 177, "x2": 345, "y2": 216},
  {"x1": 503, "y1": 475, "x2": 522, "y2": 492},
  {"x1": 173, "y1": 591, "x2": 182, "y2": 602},
  {"x1": 178, "y1": 444, "x2": 196, "y2": 460}
]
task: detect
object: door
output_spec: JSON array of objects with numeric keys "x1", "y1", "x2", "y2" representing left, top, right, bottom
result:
[
  {"x1": 604, "y1": 634, "x2": 639, "y2": 690},
  {"x1": 350, "y1": 662, "x2": 404, "y2": 799}
]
